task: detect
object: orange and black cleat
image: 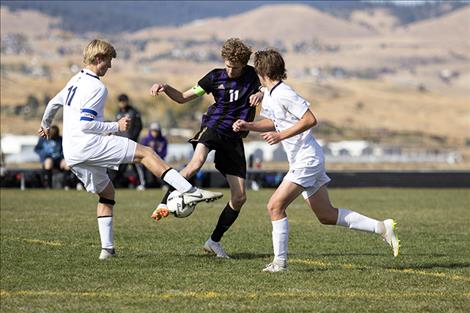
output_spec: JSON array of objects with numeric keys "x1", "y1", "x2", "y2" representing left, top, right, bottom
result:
[{"x1": 150, "y1": 205, "x2": 170, "y2": 221}]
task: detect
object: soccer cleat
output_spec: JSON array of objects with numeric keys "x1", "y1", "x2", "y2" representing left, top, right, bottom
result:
[
  {"x1": 99, "y1": 248, "x2": 116, "y2": 260},
  {"x1": 382, "y1": 219, "x2": 400, "y2": 257},
  {"x1": 150, "y1": 204, "x2": 170, "y2": 221},
  {"x1": 262, "y1": 260, "x2": 287, "y2": 273},
  {"x1": 203, "y1": 238, "x2": 230, "y2": 259},
  {"x1": 182, "y1": 188, "x2": 223, "y2": 206}
]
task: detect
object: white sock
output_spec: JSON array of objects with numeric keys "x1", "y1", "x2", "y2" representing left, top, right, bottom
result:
[
  {"x1": 272, "y1": 217, "x2": 289, "y2": 262},
  {"x1": 162, "y1": 169, "x2": 193, "y2": 193},
  {"x1": 336, "y1": 208, "x2": 381, "y2": 234},
  {"x1": 97, "y1": 216, "x2": 113, "y2": 249}
]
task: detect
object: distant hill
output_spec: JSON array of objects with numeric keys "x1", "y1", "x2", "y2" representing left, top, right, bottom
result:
[
  {"x1": 130, "y1": 4, "x2": 374, "y2": 43},
  {"x1": 0, "y1": 7, "x2": 59, "y2": 35},
  {"x1": 396, "y1": 5, "x2": 470, "y2": 41},
  {"x1": 1, "y1": 1, "x2": 467, "y2": 34}
]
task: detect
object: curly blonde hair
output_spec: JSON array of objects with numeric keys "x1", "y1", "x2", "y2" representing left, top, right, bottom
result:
[
  {"x1": 221, "y1": 38, "x2": 252, "y2": 65},
  {"x1": 83, "y1": 39, "x2": 116, "y2": 65}
]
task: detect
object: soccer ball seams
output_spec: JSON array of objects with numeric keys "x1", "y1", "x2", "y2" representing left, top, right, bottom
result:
[{"x1": 167, "y1": 191, "x2": 195, "y2": 218}]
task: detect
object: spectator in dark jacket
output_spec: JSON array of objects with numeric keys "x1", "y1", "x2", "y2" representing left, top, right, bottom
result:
[
  {"x1": 140, "y1": 122, "x2": 168, "y2": 188},
  {"x1": 34, "y1": 125, "x2": 69, "y2": 188},
  {"x1": 112, "y1": 94, "x2": 145, "y2": 188},
  {"x1": 115, "y1": 93, "x2": 143, "y2": 141}
]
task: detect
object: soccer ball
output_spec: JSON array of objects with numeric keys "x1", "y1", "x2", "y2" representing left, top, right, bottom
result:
[{"x1": 166, "y1": 190, "x2": 196, "y2": 218}]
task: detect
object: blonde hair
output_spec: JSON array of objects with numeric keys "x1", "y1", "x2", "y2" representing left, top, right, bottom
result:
[
  {"x1": 221, "y1": 38, "x2": 252, "y2": 65},
  {"x1": 83, "y1": 39, "x2": 117, "y2": 65}
]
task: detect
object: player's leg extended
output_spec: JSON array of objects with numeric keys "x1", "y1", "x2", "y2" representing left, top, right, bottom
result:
[
  {"x1": 203, "y1": 175, "x2": 246, "y2": 258},
  {"x1": 160, "y1": 143, "x2": 210, "y2": 205},
  {"x1": 134, "y1": 144, "x2": 221, "y2": 219},
  {"x1": 306, "y1": 185, "x2": 400, "y2": 256},
  {"x1": 134, "y1": 143, "x2": 204, "y2": 194},
  {"x1": 97, "y1": 182, "x2": 116, "y2": 260},
  {"x1": 150, "y1": 144, "x2": 210, "y2": 220},
  {"x1": 263, "y1": 180, "x2": 303, "y2": 272}
]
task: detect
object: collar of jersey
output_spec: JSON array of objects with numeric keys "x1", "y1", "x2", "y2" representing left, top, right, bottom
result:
[
  {"x1": 269, "y1": 80, "x2": 283, "y2": 96},
  {"x1": 81, "y1": 69, "x2": 100, "y2": 80}
]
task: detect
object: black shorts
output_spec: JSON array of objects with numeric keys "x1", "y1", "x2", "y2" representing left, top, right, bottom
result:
[{"x1": 189, "y1": 127, "x2": 246, "y2": 179}]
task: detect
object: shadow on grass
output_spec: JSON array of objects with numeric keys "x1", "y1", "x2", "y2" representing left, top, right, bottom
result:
[
  {"x1": 314, "y1": 252, "x2": 385, "y2": 257},
  {"x1": 186, "y1": 252, "x2": 273, "y2": 260}
]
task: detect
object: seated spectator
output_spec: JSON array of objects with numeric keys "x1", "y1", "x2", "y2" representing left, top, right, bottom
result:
[
  {"x1": 34, "y1": 125, "x2": 69, "y2": 188},
  {"x1": 111, "y1": 93, "x2": 145, "y2": 189},
  {"x1": 140, "y1": 122, "x2": 168, "y2": 188}
]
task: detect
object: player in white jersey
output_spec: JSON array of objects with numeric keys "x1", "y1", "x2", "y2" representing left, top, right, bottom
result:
[
  {"x1": 38, "y1": 39, "x2": 222, "y2": 260},
  {"x1": 233, "y1": 49, "x2": 399, "y2": 272}
]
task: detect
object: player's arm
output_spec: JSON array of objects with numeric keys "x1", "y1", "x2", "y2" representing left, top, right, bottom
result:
[
  {"x1": 150, "y1": 83, "x2": 200, "y2": 104},
  {"x1": 261, "y1": 109, "x2": 317, "y2": 145},
  {"x1": 249, "y1": 90, "x2": 264, "y2": 107},
  {"x1": 38, "y1": 89, "x2": 66, "y2": 138},
  {"x1": 80, "y1": 87, "x2": 122, "y2": 134},
  {"x1": 233, "y1": 118, "x2": 275, "y2": 133}
]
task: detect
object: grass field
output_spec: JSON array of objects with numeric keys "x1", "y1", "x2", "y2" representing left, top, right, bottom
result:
[{"x1": 1, "y1": 188, "x2": 469, "y2": 313}]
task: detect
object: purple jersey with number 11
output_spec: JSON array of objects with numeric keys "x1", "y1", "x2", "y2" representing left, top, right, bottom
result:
[{"x1": 197, "y1": 65, "x2": 261, "y2": 138}]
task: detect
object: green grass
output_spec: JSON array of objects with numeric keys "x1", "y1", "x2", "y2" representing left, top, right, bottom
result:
[{"x1": 1, "y1": 188, "x2": 469, "y2": 313}]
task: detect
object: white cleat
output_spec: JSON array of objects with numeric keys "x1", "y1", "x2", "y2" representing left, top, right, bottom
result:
[
  {"x1": 262, "y1": 260, "x2": 287, "y2": 273},
  {"x1": 203, "y1": 238, "x2": 230, "y2": 259},
  {"x1": 382, "y1": 219, "x2": 400, "y2": 257},
  {"x1": 99, "y1": 248, "x2": 116, "y2": 260},
  {"x1": 183, "y1": 188, "x2": 223, "y2": 206}
]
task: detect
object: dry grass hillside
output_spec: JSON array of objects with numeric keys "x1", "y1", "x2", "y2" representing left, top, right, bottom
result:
[
  {"x1": 0, "y1": 7, "x2": 59, "y2": 35},
  {"x1": 131, "y1": 4, "x2": 375, "y2": 42},
  {"x1": 396, "y1": 6, "x2": 470, "y2": 41},
  {"x1": 1, "y1": 4, "x2": 469, "y2": 167}
]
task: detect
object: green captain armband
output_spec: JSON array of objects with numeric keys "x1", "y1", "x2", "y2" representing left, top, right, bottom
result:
[{"x1": 192, "y1": 85, "x2": 206, "y2": 96}]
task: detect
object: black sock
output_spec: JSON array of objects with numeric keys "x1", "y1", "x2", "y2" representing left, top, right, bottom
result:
[
  {"x1": 160, "y1": 186, "x2": 175, "y2": 205},
  {"x1": 211, "y1": 203, "x2": 239, "y2": 242},
  {"x1": 44, "y1": 169, "x2": 52, "y2": 188}
]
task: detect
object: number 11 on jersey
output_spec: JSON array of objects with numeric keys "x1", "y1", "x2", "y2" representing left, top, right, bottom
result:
[{"x1": 65, "y1": 86, "x2": 77, "y2": 106}]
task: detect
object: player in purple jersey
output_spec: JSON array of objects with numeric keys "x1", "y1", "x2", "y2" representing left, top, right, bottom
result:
[{"x1": 149, "y1": 38, "x2": 263, "y2": 258}]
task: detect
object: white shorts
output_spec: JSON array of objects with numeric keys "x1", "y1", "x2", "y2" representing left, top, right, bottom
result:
[
  {"x1": 283, "y1": 166, "x2": 331, "y2": 200},
  {"x1": 70, "y1": 136, "x2": 137, "y2": 193}
]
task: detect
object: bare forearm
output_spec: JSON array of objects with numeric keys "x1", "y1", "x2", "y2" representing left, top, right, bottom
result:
[
  {"x1": 278, "y1": 110, "x2": 317, "y2": 140},
  {"x1": 246, "y1": 118, "x2": 276, "y2": 132},
  {"x1": 162, "y1": 85, "x2": 186, "y2": 103}
]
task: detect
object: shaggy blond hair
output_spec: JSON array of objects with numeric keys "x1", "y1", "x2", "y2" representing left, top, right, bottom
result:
[
  {"x1": 83, "y1": 39, "x2": 116, "y2": 65},
  {"x1": 221, "y1": 38, "x2": 252, "y2": 65}
]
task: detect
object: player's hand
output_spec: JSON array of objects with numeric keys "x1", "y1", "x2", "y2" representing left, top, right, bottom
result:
[
  {"x1": 118, "y1": 116, "x2": 131, "y2": 132},
  {"x1": 233, "y1": 119, "x2": 249, "y2": 132},
  {"x1": 261, "y1": 131, "x2": 281, "y2": 145},
  {"x1": 249, "y1": 92, "x2": 263, "y2": 107},
  {"x1": 38, "y1": 127, "x2": 50, "y2": 139},
  {"x1": 150, "y1": 83, "x2": 167, "y2": 96}
]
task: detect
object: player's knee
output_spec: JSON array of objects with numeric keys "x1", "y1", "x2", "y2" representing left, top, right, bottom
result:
[
  {"x1": 44, "y1": 158, "x2": 53, "y2": 169},
  {"x1": 98, "y1": 184, "x2": 115, "y2": 200},
  {"x1": 231, "y1": 193, "x2": 246, "y2": 208},
  {"x1": 267, "y1": 199, "x2": 283, "y2": 215},
  {"x1": 99, "y1": 197, "x2": 116, "y2": 206},
  {"x1": 142, "y1": 146, "x2": 155, "y2": 158}
]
